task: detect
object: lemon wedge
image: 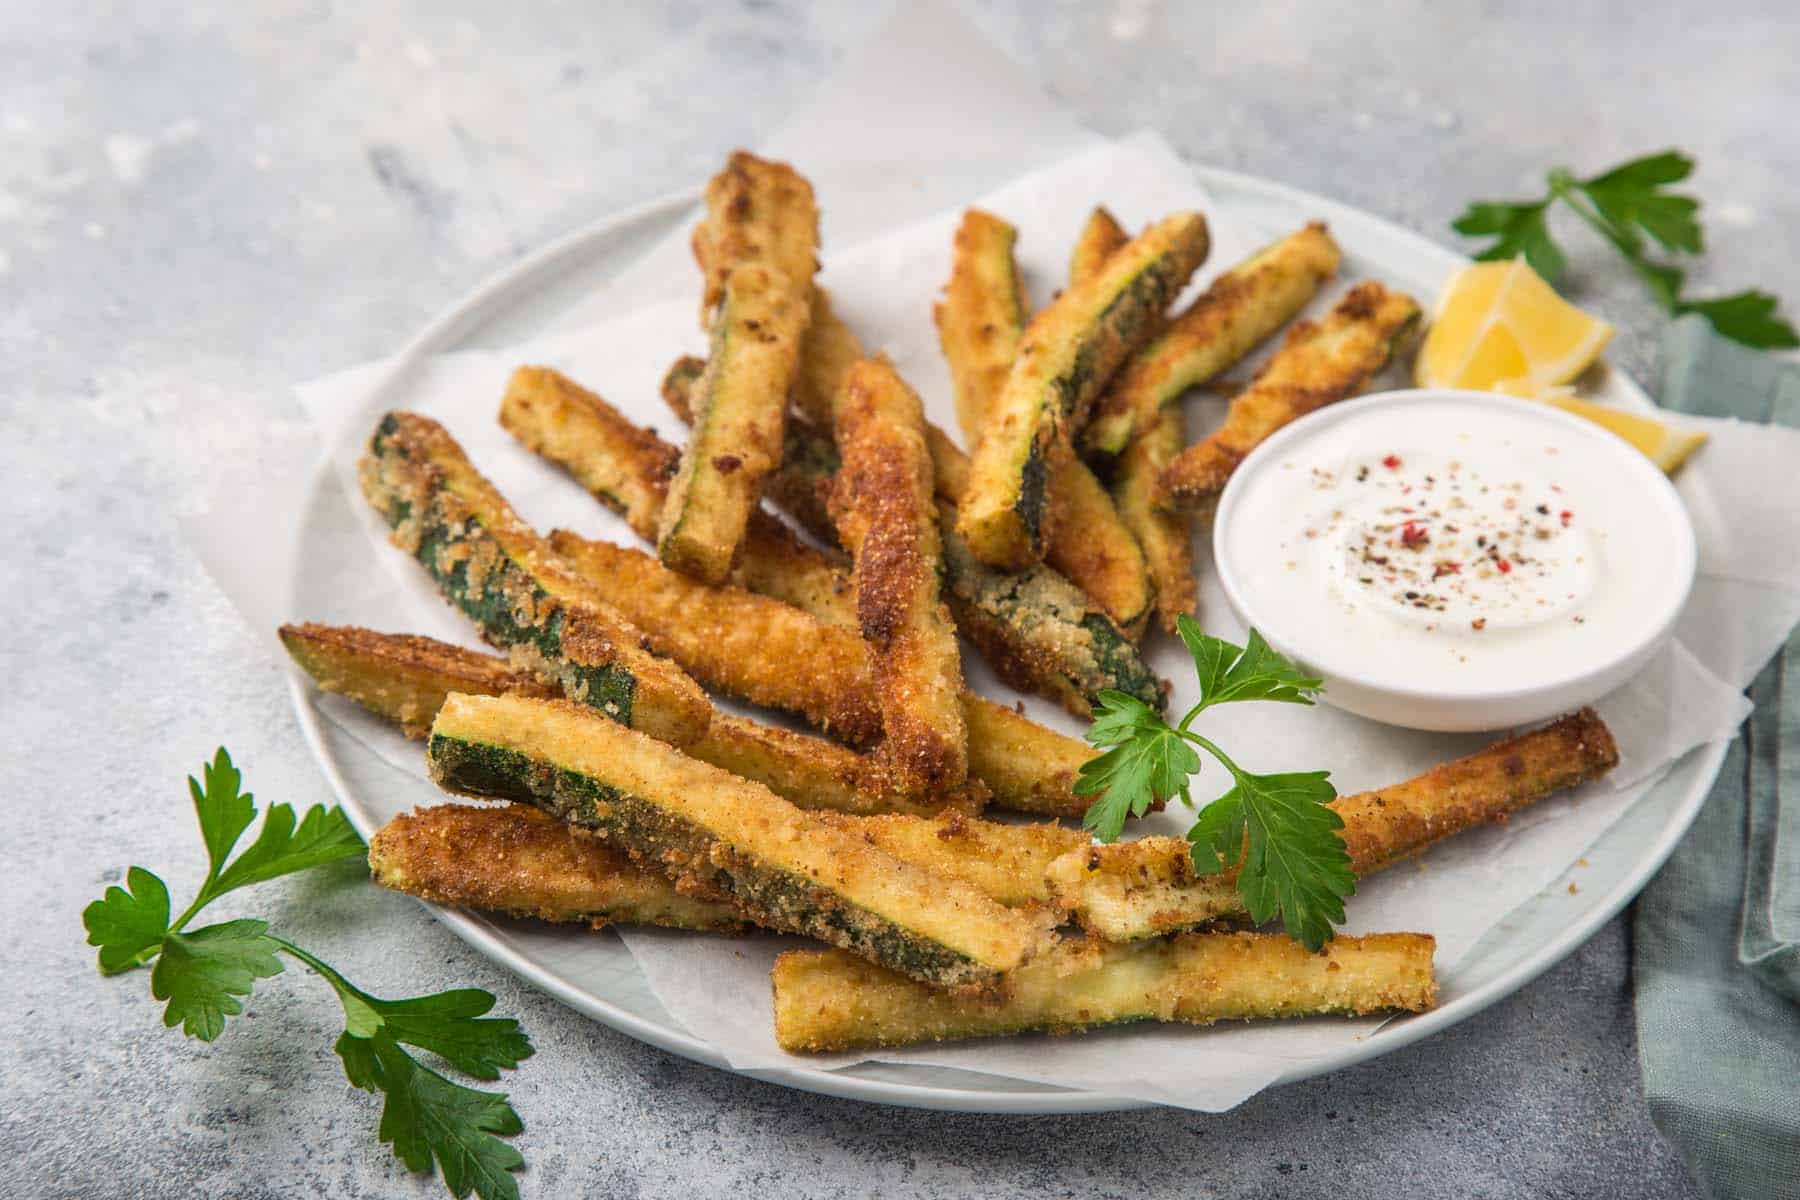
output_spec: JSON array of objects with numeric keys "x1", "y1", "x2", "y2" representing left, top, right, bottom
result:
[
  {"x1": 1415, "y1": 259, "x2": 1616, "y2": 390},
  {"x1": 1544, "y1": 394, "x2": 1708, "y2": 474},
  {"x1": 1490, "y1": 379, "x2": 1708, "y2": 473}
]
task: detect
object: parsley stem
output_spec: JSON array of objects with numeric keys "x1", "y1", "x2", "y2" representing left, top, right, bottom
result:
[{"x1": 1178, "y1": 729, "x2": 1244, "y2": 784}]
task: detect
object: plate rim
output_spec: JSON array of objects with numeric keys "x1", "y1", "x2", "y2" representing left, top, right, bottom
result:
[{"x1": 289, "y1": 165, "x2": 1726, "y2": 1114}]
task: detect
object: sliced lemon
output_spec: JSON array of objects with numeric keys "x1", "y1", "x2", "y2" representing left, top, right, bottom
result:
[
  {"x1": 1415, "y1": 259, "x2": 1616, "y2": 390},
  {"x1": 1544, "y1": 394, "x2": 1709, "y2": 474},
  {"x1": 1491, "y1": 379, "x2": 1707, "y2": 473}
]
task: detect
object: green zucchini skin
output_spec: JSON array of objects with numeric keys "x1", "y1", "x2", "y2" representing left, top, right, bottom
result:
[
  {"x1": 956, "y1": 212, "x2": 1211, "y2": 570},
  {"x1": 755, "y1": 414, "x2": 1164, "y2": 716},
  {"x1": 425, "y1": 712, "x2": 1016, "y2": 990},
  {"x1": 660, "y1": 365, "x2": 1163, "y2": 714},
  {"x1": 361, "y1": 411, "x2": 712, "y2": 746}
]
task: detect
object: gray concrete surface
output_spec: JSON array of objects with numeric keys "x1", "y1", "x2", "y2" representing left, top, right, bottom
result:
[{"x1": 7, "y1": 1, "x2": 1795, "y2": 1195}]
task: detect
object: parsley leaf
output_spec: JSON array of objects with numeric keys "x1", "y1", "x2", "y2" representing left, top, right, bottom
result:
[
  {"x1": 1677, "y1": 290, "x2": 1800, "y2": 350},
  {"x1": 1188, "y1": 770, "x2": 1353, "y2": 952},
  {"x1": 338, "y1": 1033, "x2": 526, "y2": 1200},
  {"x1": 87, "y1": 748, "x2": 534, "y2": 1200},
  {"x1": 1451, "y1": 200, "x2": 1565, "y2": 283},
  {"x1": 1078, "y1": 626, "x2": 1352, "y2": 950},
  {"x1": 152, "y1": 918, "x2": 286, "y2": 1040},
  {"x1": 1075, "y1": 692, "x2": 1200, "y2": 842},
  {"x1": 210, "y1": 801, "x2": 367, "y2": 897},
  {"x1": 1179, "y1": 619, "x2": 1324, "y2": 710},
  {"x1": 1452, "y1": 149, "x2": 1796, "y2": 349},
  {"x1": 83, "y1": 866, "x2": 172, "y2": 975},
  {"x1": 191, "y1": 748, "x2": 257, "y2": 878}
]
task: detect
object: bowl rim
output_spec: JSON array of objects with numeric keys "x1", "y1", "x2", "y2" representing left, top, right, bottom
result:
[{"x1": 1210, "y1": 387, "x2": 1699, "y2": 706}]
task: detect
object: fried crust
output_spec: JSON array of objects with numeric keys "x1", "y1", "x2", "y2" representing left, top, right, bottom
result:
[
  {"x1": 690, "y1": 150, "x2": 819, "y2": 325},
  {"x1": 1084, "y1": 222, "x2": 1343, "y2": 456},
  {"x1": 359, "y1": 411, "x2": 712, "y2": 746},
  {"x1": 428, "y1": 693, "x2": 1046, "y2": 991},
  {"x1": 278, "y1": 622, "x2": 554, "y2": 737},
  {"x1": 1111, "y1": 404, "x2": 1197, "y2": 633},
  {"x1": 549, "y1": 529, "x2": 883, "y2": 746},
  {"x1": 934, "y1": 209, "x2": 1027, "y2": 441},
  {"x1": 831, "y1": 357, "x2": 969, "y2": 796},
  {"x1": 957, "y1": 211, "x2": 1210, "y2": 569},
  {"x1": 370, "y1": 803, "x2": 745, "y2": 932},
  {"x1": 1044, "y1": 707, "x2": 1620, "y2": 941},
  {"x1": 501, "y1": 366, "x2": 1102, "y2": 816},
  {"x1": 932, "y1": 209, "x2": 1153, "y2": 635},
  {"x1": 1155, "y1": 280, "x2": 1420, "y2": 509},
  {"x1": 772, "y1": 931, "x2": 1437, "y2": 1052},
  {"x1": 657, "y1": 262, "x2": 810, "y2": 583},
  {"x1": 1067, "y1": 206, "x2": 1129, "y2": 289}
]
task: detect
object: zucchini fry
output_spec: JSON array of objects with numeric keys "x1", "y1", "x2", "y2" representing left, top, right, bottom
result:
[
  {"x1": 427, "y1": 692, "x2": 1047, "y2": 990},
  {"x1": 370, "y1": 803, "x2": 744, "y2": 933},
  {"x1": 1067, "y1": 206, "x2": 1129, "y2": 290},
  {"x1": 1111, "y1": 405, "x2": 1197, "y2": 632},
  {"x1": 772, "y1": 931, "x2": 1437, "y2": 1052},
  {"x1": 1084, "y1": 223, "x2": 1344, "y2": 456},
  {"x1": 957, "y1": 211, "x2": 1210, "y2": 569},
  {"x1": 503, "y1": 364, "x2": 853, "y2": 626},
  {"x1": 278, "y1": 621, "x2": 554, "y2": 737},
  {"x1": 550, "y1": 527, "x2": 1103, "y2": 818},
  {"x1": 934, "y1": 209, "x2": 1156, "y2": 633},
  {"x1": 548, "y1": 531, "x2": 881, "y2": 746},
  {"x1": 657, "y1": 262, "x2": 810, "y2": 583},
  {"x1": 665, "y1": 362, "x2": 1163, "y2": 716},
  {"x1": 690, "y1": 150, "x2": 820, "y2": 325},
  {"x1": 1156, "y1": 281, "x2": 1421, "y2": 509},
  {"x1": 283, "y1": 621, "x2": 972, "y2": 818},
  {"x1": 1044, "y1": 707, "x2": 1620, "y2": 941},
  {"x1": 935, "y1": 209, "x2": 1027, "y2": 440},
  {"x1": 374, "y1": 804, "x2": 1074, "y2": 934},
  {"x1": 498, "y1": 367, "x2": 1109, "y2": 816},
  {"x1": 831, "y1": 357, "x2": 969, "y2": 795},
  {"x1": 360, "y1": 411, "x2": 712, "y2": 746}
]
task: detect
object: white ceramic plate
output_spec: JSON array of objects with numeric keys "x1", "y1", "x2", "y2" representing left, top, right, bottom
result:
[{"x1": 288, "y1": 166, "x2": 1725, "y2": 1113}]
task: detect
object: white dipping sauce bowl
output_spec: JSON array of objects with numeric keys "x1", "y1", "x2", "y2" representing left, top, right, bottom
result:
[{"x1": 1212, "y1": 389, "x2": 1697, "y2": 732}]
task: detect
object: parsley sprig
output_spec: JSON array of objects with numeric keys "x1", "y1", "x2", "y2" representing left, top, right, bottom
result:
[
  {"x1": 1452, "y1": 150, "x2": 1797, "y2": 349},
  {"x1": 1075, "y1": 620, "x2": 1354, "y2": 951},
  {"x1": 83, "y1": 749, "x2": 533, "y2": 1200}
]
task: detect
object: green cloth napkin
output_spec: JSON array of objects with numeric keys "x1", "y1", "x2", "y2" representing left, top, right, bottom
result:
[{"x1": 1635, "y1": 315, "x2": 1800, "y2": 1200}]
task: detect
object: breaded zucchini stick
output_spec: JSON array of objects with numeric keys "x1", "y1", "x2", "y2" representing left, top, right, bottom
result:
[
  {"x1": 282, "y1": 622, "x2": 973, "y2": 818},
  {"x1": 1083, "y1": 223, "x2": 1344, "y2": 456},
  {"x1": 373, "y1": 800, "x2": 1081, "y2": 937},
  {"x1": 957, "y1": 212, "x2": 1210, "y2": 569},
  {"x1": 502, "y1": 364, "x2": 853, "y2": 626},
  {"x1": 1044, "y1": 707, "x2": 1620, "y2": 941},
  {"x1": 831, "y1": 358, "x2": 969, "y2": 796},
  {"x1": 1067, "y1": 206, "x2": 1129, "y2": 292},
  {"x1": 935, "y1": 209, "x2": 1028, "y2": 439},
  {"x1": 772, "y1": 931, "x2": 1437, "y2": 1052},
  {"x1": 657, "y1": 263, "x2": 810, "y2": 583},
  {"x1": 427, "y1": 692, "x2": 1048, "y2": 990},
  {"x1": 549, "y1": 527, "x2": 1102, "y2": 817},
  {"x1": 1111, "y1": 405, "x2": 1197, "y2": 632},
  {"x1": 1156, "y1": 281, "x2": 1421, "y2": 510},
  {"x1": 278, "y1": 622, "x2": 554, "y2": 737},
  {"x1": 932, "y1": 209, "x2": 1155, "y2": 635},
  {"x1": 370, "y1": 803, "x2": 745, "y2": 933},
  {"x1": 689, "y1": 149, "x2": 820, "y2": 326},
  {"x1": 359, "y1": 412, "x2": 711, "y2": 746},
  {"x1": 1066, "y1": 211, "x2": 1199, "y2": 631},
  {"x1": 548, "y1": 531, "x2": 881, "y2": 745},
  {"x1": 665, "y1": 359, "x2": 1163, "y2": 714}
]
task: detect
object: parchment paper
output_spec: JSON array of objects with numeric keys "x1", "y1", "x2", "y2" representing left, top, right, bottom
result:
[{"x1": 182, "y1": 0, "x2": 1800, "y2": 1110}]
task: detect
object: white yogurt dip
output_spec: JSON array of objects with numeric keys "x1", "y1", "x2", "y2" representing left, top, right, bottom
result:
[{"x1": 1216, "y1": 392, "x2": 1694, "y2": 708}]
